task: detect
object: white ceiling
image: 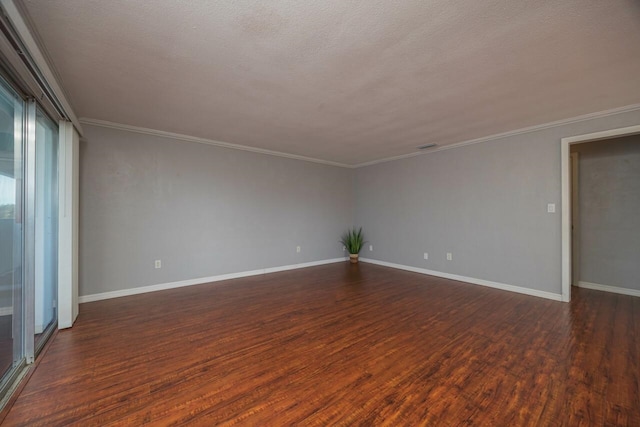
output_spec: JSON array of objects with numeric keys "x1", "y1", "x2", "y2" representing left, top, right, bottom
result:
[{"x1": 22, "y1": 0, "x2": 640, "y2": 166}]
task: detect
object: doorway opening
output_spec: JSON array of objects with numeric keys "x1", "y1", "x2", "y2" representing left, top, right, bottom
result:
[{"x1": 561, "y1": 125, "x2": 640, "y2": 301}]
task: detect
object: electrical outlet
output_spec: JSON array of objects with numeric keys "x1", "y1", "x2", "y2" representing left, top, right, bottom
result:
[
  {"x1": 369, "y1": 245, "x2": 373, "y2": 252},
  {"x1": 423, "y1": 252, "x2": 428, "y2": 260},
  {"x1": 446, "y1": 253, "x2": 452, "y2": 261},
  {"x1": 547, "y1": 203, "x2": 556, "y2": 213},
  {"x1": 296, "y1": 246, "x2": 301, "y2": 253},
  {"x1": 154, "y1": 260, "x2": 162, "y2": 269}
]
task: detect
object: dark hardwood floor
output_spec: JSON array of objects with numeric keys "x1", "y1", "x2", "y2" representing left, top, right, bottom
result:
[{"x1": 2, "y1": 263, "x2": 639, "y2": 426}]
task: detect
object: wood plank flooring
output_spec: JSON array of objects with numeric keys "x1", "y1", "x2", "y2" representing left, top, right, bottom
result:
[{"x1": 2, "y1": 263, "x2": 639, "y2": 426}]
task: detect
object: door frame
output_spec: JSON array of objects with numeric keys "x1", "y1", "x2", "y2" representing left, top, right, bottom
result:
[
  {"x1": 561, "y1": 124, "x2": 640, "y2": 302},
  {"x1": 570, "y1": 151, "x2": 579, "y2": 286}
]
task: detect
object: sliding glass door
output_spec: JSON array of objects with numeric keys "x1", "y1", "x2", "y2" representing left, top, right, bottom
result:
[
  {"x1": 0, "y1": 77, "x2": 25, "y2": 390},
  {"x1": 0, "y1": 74, "x2": 59, "y2": 401}
]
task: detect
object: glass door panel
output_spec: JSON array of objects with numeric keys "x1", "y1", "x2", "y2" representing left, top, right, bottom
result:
[
  {"x1": 34, "y1": 109, "x2": 58, "y2": 349},
  {"x1": 0, "y1": 78, "x2": 24, "y2": 386}
]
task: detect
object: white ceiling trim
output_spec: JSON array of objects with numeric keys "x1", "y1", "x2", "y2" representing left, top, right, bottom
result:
[
  {"x1": 78, "y1": 118, "x2": 352, "y2": 168},
  {"x1": 81, "y1": 102, "x2": 640, "y2": 169},
  {"x1": 353, "y1": 103, "x2": 640, "y2": 168}
]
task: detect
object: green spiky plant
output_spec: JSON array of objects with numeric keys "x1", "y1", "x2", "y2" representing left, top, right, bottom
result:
[{"x1": 340, "y1": 227, "x2": 366, "y2": 255}]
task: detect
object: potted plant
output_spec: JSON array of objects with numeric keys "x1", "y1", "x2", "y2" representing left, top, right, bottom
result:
[{"x1": 340, "y1": 227, "x2": 366, "y2": 264}]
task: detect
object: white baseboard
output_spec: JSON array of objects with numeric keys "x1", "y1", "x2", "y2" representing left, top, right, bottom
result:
[
  {"x1": 79, "y1": 257, "x2": 348, "y2": 303},
  {"x1": 0, "y1": 306, "x2": 12, "y2": 316},
  {"x1": 577, "y1": 281, "x2": 640, "y2": 297},
  {"x1": 360, "y1": 258, "x2": 563, "y2": 301}
]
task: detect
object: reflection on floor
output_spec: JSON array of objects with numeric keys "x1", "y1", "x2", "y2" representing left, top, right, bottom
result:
[{"x1": 0, "y1": 315, "x2": 13, "y2": 379}]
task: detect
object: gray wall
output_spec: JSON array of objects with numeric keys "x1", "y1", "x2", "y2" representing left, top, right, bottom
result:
[
  {"x1": 79, "y1": 125, "x2": 354, "y2": 297},
  {"x1": 80, "y1": 109, "x2": 640, "y2": 299},
  {"x1": 355, "y1": 110, "x2": 640, "y2": 296},
  {"x1": 572, "y1": 135, "x2": 640, "y2": 290}
]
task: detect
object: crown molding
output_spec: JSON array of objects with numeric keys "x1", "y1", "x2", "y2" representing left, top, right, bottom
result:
[
  {"x1": 353, "y1": 103, "x2": 640, "y2": 168},
  {"x1": 81, "y1": 103, "x2": 640, "y2": 169},
  {"x1": 79, "y1": 118, "x2": 353, "y2": 169}
]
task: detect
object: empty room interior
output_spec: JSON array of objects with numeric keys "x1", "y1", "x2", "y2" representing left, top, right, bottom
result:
[{"x1": 0, "y1": 0, "x2": 639, "y2": 425}]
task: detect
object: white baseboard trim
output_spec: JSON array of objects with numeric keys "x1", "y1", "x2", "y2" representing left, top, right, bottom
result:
[
  {"x1": 0, "y1": 306, "x2": 12, "y2": 316},
  {"x1": 79, "y1": 257, "x2": 348, "y2": 303},
  {"x1": 360, "y1": 258, "x2": 563, "y2": 301},
  {"x1": 577, "y1": 281, "x2": 640, "y2": 297}
]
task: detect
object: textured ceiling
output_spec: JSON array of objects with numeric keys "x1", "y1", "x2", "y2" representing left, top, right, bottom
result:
[{"x1": 22, "y1": 0, "x2": 640, "y2": 165}]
